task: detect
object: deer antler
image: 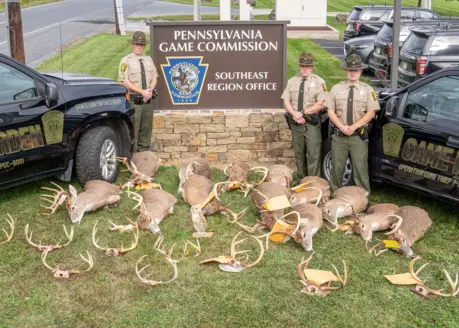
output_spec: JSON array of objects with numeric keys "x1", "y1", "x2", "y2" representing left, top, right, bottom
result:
[
  {"x1": 269, "y1": 171, "x2": 290, "y2": 188},
  {"x1": 384, "y1": 214, "x2": 404, "y2": 235},
  {"x1": 182, "y1": 239, "x2": 201, "y2": 258},
  {"x1": 126, "y1": 190, "x2": 144, "y2": 211},
  {"x1": 249, "y1": 166, "x2": 269, "y2": 185},
  {"x1": 0, "y1": 214, "x2": 14, "y2": 245},
  {"x1": 230, "y1": 231, "x2": 265, "y2": 268},
  {"x1": 322, "y1": 261, "x2": 348, "y2": 291},
  {"x1": 109, "y1": 217, "x2": 138, "y2": 233},
  {"x1": 302, "y1": 187, "x2": 323, "y2": 206},
  {"x1": 92, "y1": 221, "x2": 139, "y2": 256},
  {"x1": 135, "y1": 253, "x2": 179, "y2": 287},
  {"x1": 223, "y1": 163, "x2": 234, "y2": 176},
  {"x1": 40, "y1": 182, "x2": 69, "y2": 215},
  {"x1": 25, "y1": 223, "x2": 74, "y2": 252},
  {"x1": 41, "y1": 248, "x2": 93, "y2": 278},
  {"x1": 213, "y1": 181, "x2": 233, "y2": 201}
]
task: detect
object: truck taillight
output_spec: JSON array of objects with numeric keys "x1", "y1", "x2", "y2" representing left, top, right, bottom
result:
[
  {"x1": 388, "y1": 42, "x2": 392, "y2": 58},
  {"x1": 417, "y1": 56, "x2": 428, "y2": 75},
  {"x1": 355, "y1": 20, "x2": 361, "y2": 31}
]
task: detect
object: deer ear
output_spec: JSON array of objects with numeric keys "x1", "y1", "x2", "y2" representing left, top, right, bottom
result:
[{"x1": 69, "y1": 184, "x2": 78, "y2": 201}]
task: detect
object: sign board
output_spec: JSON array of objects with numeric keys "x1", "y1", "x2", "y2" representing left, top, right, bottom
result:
[{"x1": 147, "y1": 21, "x2": 290, "y2": 110}]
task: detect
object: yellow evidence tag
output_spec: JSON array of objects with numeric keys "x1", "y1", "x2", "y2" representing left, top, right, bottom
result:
[
  {"x1": 383, "y1": 273, "x2": 420, "y2": 285},
  {"x1": 291, "y1": 181, "x2": 315, "y2": 193},
  {"x1": 228, "y1": 183, "x2": 241, "y2": 191},
  {"x1": 269, "y1": 220, "x2": 294, "y2": 243},
  {"x1": 304, "y1": 269, "x2": 340, "y2": 285},
  {"x1": 262, "y1": 195, "x2": 291, "y2": 211},
  {"x1": 383, "y1": 240, "x2": 401, "y2": 249},
  {"x1": 135, "y1": 182, "x2": 161, "y2": 190}
]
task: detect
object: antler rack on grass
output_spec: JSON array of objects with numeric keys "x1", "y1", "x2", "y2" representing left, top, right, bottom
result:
[
  {"x1": 92, "y1": 220, "x2": 139, "y2": 256},
  {"x1": 384, "y1": 256, "x2": 459, "y2": 299},
  {"x1": 297, "y1": 253, "x2": 348, "y2": 297},
  {"x1": 0, "y1": 214, "x2": 14, "y2": 245},
  {"x1": 25, "y1": 223, "x2": 74, "y2": 252},
  {"x1": 41, "y1": 248, "x2": 93, "y2": 279},
  {"x1": 135, "y1": 235, "x2": 183, "y2": 287},
  {"x1": 40, "y1": 182, "x2": 69, "y2": 215}
]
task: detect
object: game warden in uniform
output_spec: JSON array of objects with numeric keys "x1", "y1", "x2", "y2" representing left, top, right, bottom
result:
[
  {"x1": 324, "y1": 54, "x2": 380, "y2": 194},
  {"x1": 118, "y1": 31, "x2": 158, "y2": 152},
  {"x1": 281, "y1": 52, "x2": 327, "y2": 180}
]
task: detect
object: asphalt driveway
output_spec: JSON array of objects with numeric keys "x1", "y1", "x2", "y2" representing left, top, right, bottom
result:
[{"x1": 312, "y1": 39, "x2": 381, "y2": 87}]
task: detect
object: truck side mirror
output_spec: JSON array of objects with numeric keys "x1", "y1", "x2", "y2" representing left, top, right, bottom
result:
[
  {"x1": 44, "y1": 83, "x2": 58, "y2": 108},
  {"x1": 384, "y1": 96, "x2": 399, "y2": 118}
]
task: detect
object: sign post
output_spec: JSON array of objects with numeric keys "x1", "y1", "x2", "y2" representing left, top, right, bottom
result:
[
  {"x1": 147, "y1": 21, "x2": 289, "y2": 110},
  {"x1": 194, "y1": 0, "x2": 201, "y2": 21},
  {"x1": 4, "y1": 0, "x2": 25, "y2": 63},
  {"x1": 390, "y1": 0, "x2": 401, "y2": 89}
]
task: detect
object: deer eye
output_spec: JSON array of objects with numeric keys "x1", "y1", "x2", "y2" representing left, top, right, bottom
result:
[{"x1": 361, "y1": 224, "x2": 365, "y2": 229}]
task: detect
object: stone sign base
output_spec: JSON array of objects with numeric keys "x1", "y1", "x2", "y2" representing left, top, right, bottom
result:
[{"x1": 151, "y1": 109, "x2": 295, "y2": 170}]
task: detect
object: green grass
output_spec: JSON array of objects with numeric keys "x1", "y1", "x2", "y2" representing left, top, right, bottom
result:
[
  {"x1": 9, "y1": 31, "x2": 459, "y2": 327},
  {"x1": 327, "y1": 0, "x2": 459, "y2": 17},
  {"x1": 160, "y1": 0, "x2": 274, "y2": 9},
  {"x1": 1, "y1": 166, "x2": 459, "y2": 327},
  {"x1": 0, "y1": 0, "x2": 62, "y2": 13},
  {"x1": 129, "y1": 14, "x2": 270, "y2": 21},
  {"x1": 327, "y1": 16, "x2": 346, "y2": 40}
]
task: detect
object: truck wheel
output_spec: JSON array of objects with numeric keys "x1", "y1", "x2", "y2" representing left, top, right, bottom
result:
[
  {"x1": 320, "y1": 139, "x2": 354, "y2": 186},
  {"x1": 75, "y1": 125, "x2": 120, "y2": 186}
]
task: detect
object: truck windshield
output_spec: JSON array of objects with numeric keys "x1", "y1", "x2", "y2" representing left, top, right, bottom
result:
[
  {"x1": 377, "y1": 24, "x2": 393, "y2": 42},
  {"x1": 348, "y1": 8, "x2": 361, "y2": 20},
  {"x1": 402, "y1": 32, "x2": 428, "y2": 55}
]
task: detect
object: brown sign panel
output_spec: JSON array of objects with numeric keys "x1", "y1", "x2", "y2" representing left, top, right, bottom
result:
[{"x1": 147, "y1": 21, "x2": 289, "y2": 110}]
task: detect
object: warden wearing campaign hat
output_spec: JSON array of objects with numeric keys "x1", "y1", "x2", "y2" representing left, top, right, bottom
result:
[
  {"x1": 281, "y1": 52, "x2": 327, "y2": 182},
  {"x1": 324, "y1": 54, "x2": 380, "y2": 194},
  {"x1": 119, "y1": 31, "x2": 158, "y2": 152}
]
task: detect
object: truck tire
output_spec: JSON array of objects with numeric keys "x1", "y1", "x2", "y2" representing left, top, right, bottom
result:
[
  {"x1": 75, "y1": 125, "x2": 120, "y2": 186},
  {"x1": 320, "y1": 138, "x2": 354, "y2": 187}
]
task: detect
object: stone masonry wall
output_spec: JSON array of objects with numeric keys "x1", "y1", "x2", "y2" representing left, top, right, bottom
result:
[{"x1": 151, "y1": 109, "x2": 295, "y2": 169}]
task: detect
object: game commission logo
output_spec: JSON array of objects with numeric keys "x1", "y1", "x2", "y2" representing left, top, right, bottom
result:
[{"x1": 161, "y1": 57, "x2": 208, "y2": 105}]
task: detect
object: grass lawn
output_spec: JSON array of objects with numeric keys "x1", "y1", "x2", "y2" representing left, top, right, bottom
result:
[
  {"x1": 328, "y1": 0, "x2": 459, "y2": 17},
  {"x1": 1, "y1": 165, "x2": 459, "y2": 327},
  {"x1": 326, "y1": 16, "x2": 346, "y2": 40},
  {"x1": 129, "y1": 14, "x2": 270, "y2": 21},
  {"x1": 161, "y1": 0, "x2": 274, "y2": 9},
  {"x1": 6, "y1": 31, "x2": 459, "y2": 327},
  {"x1": 0, "y1": 0, "x2": 62, "y2": 13}
]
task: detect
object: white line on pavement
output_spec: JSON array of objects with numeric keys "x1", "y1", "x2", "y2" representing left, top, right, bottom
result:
[{"x1": 0, "y1": 18, "x2": 73, "y2": 45}]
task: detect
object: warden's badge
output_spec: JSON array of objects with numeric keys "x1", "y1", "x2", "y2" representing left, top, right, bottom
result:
[
  {"x1": 161, "y1": 57, "x2": 208, "y2": 105},
  {"x1": 42, "y1": 110, "x2": 64, "y2": 145}
]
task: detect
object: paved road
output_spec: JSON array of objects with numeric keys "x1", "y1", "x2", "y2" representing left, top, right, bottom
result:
[
  {"x1": 0, "y1": 0, "x2": 152, "y2": 68},
  {"x1": 312, "y1": 39, "x2": 381, "y2": 87}
]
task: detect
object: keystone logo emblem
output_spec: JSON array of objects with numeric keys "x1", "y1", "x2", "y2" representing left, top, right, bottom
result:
[{"x1": 161, "y1": 56, "x2": 208, "y2": 105}]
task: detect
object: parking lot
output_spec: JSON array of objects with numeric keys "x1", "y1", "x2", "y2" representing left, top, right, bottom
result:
[{"x1": 313, "y1": 39, "x2": 381, "y2": 87}]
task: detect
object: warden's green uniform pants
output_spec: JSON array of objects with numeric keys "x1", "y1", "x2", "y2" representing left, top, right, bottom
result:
[
  {"x1": 133, "y1": 102, "x2": 153, "y2": 152},
  {"x1": 291, "y1": 123, "x2": 322, "y2": 178},
  {"x1": 331, "y1": 134, "x2": 370, "y2": 193}
]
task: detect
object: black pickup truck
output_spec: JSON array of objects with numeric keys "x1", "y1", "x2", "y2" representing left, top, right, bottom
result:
[
  {"x1": 0, "y1": 54, "x2": 135, "y2": 190},
  {"x1": 319, "y1": 66, "x2": 459, "y2": 205}
]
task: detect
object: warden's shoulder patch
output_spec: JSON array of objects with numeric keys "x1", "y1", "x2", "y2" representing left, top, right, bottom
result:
[
  {"x1": 322, "y1": 83, "x2": 327, "y2": 92},
  {"x1": 121, "y1": 63, "x2": 127, "y2": 73},
  {"x1": 371, "y1": 91, "x2": 377, "y2": 101}
]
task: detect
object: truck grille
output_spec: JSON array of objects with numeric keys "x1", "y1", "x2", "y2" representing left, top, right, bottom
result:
[{"x1": 344, "y1": 44, "x2": 352, "y2": 56}]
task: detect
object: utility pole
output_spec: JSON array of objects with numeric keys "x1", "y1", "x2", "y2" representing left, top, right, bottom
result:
[
  {"x1": 113, "y1": 0, "x2": 120, "y2": 35},
  {"x1": 390, "y1": 0, "x2": 401, "y2": 89},
  {"x1": 8, "y1": 0, "x2": 25, "y2": 63}
]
